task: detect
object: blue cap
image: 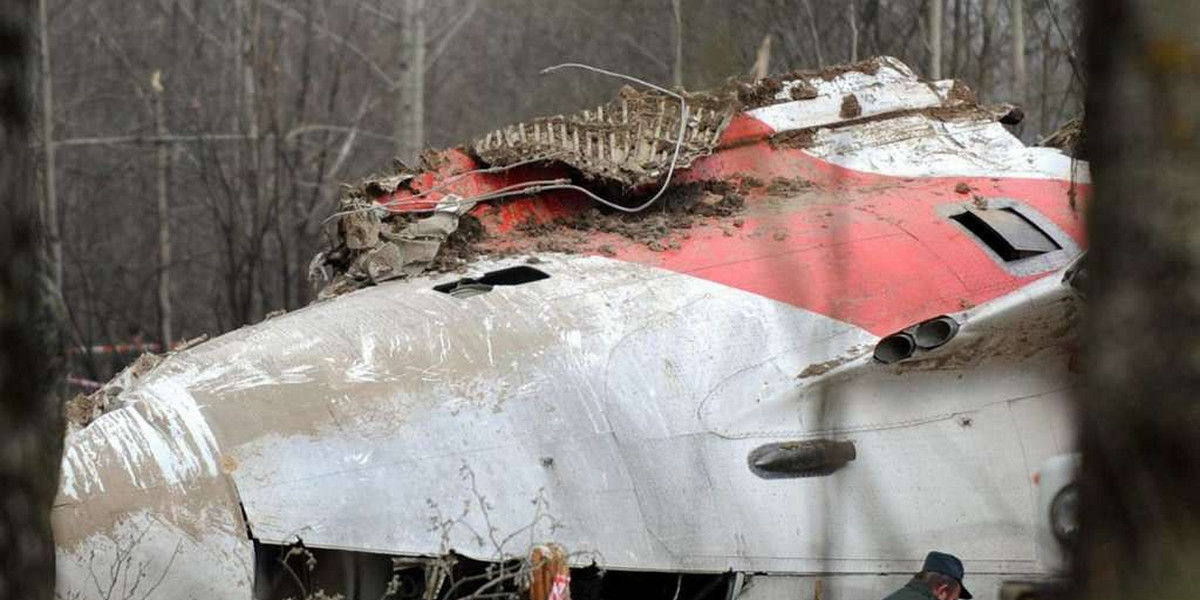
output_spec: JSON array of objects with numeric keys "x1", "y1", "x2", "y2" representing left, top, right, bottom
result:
[{"x1": 922, "y1": 551, "x2": 972, "y2": 599}]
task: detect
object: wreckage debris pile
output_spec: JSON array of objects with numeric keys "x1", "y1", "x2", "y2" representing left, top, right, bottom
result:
[
  {"x1": 310, "y1": 81, "x2": 751, "y2": 299},
  {"x1": 310, "y1": 57, "x2": 993, "y2": 300}
]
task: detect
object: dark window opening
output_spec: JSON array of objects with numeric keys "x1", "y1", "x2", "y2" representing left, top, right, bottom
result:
[
  {"x1": 434, "y1": 266, "x2": 550, "y2": 298},
  {"x1": 254, "y1": 542, "x2": 734, "y2": 600},
  {"x1": 951, "y1": 207, "x2": 1060, "y2": 261},
  {"x1": 574, "y1": 568, "x2": 733, "y2": 600}
]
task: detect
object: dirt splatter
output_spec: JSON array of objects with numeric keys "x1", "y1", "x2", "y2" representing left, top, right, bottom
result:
[
  {"x1": 740, "y1": 175, "x2": 766, "y2": 189},
  {"x1": 789, "y1": 80, "x2": 819, "y2": 101},
  {"x1": 796, "y1": 350, "x2": 863, "y2": 379},
  {"x1": 775, "y1": 57, "x2": 883, "y2": 83},
  {"x1": 514, "y1": 182, "x2": 747, "y2": 253},
  {"x1": 766, "y1": 177, "x2": 815, "y2": 195},
  {"x1": 734, "y1": 58, "x2": 886, "y2": 109},
  {"x1": 797, "y1": 360, "x2": 840, "y2": 378},
  {"x1": 840, "y1": 94, "x2": 863, "y2": 119},
  {"x1": 770, "y1": 129, "x2": 816, "y2": 150},
  {"x1": 735, "y1": 77, "x2": 784, "y2": 109},
  {"x1": 429, "y1": 214, "x2": 486, "y2": 273},
  {"x1": 947, "y1": 80, "x2": 977, "y2": 105}
]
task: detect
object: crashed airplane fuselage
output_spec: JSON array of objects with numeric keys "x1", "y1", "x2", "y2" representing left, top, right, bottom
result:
[{"x1": 53, "y1": 57, "x2": 1088, "y2": 600}]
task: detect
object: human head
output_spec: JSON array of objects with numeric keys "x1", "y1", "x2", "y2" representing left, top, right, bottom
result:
[
  {"x1": 914, "y1": 570, "x2": 962, "y2": 600},
  {"x1": 918, "y1": 551, "x2": 972, "y2": 599}
]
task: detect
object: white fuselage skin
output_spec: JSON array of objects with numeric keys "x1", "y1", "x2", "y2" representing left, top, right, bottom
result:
[{"x1": 53, "y1": 251, "x2": 1080, "y2": 600}]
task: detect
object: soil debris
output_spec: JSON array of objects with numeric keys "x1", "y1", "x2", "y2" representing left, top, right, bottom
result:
[
  {"x1": 1041, "y1": 117, "x2": 1085, "y2": 159},
  {"x1": 517, "y1": 182, "x2": 747, "y2": 253},
  {"x1": 740, "y1": 175, "x2": 765, "y2": 189},
  {"x1": 770, "y1": 129, "x2": 816, "y2": 150},
  {"x1": 65, "y1": 335, "x2": 208, "y2": 431},
  {"x1": 797, "y1": 359, "x2": 841, "y2": 378},
  {"x1": 840, "y1": 94, "x2": 863, "y2": 119},
  {"x1": 789, "y1": 80, "x2": 819, "y2": 101},
  {"x1": 735, "y1": 77, "x2": 784, "y2": 109},
  {"x1": 766, "y1": 177, "x2": 814, "y2": 195},
  {"x1": 955, "y1": 182, "x2": 971, "y2": 194},
  {"x1": 774, "y1": 57, "x2": 884, "y2": 84},
  {"x1": 947, "y1": 80, "x2": 977, "y2": 105}
]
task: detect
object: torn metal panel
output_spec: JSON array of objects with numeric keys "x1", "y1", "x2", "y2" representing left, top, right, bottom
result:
[
  {"x1": 54, "y1": 368, "x2": 253, "y2": 599},
  {"x1": 472, "y1": 85, "x2": 737, "y2": 188},
  {"x1": 318, "y1": 197, "x2": 477, "y2": 299}
]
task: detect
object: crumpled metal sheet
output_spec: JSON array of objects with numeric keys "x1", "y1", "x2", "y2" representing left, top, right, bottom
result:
[
  {"x1": 54, "y1": 358, "x2": 254, "y2": 599},
  {"x1": 472, "y1": 85, "x2": 737, "y2": 188},
  {"x1": 316, "y1": 197, "x2": 476, "y2": 299}
]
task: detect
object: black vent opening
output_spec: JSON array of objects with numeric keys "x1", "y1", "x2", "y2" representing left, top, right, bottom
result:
[
  {"x1": 951, "y1": 207, "x2": 1060, "y2": 261},
  {"x1": 434, "y1": 266, "x2": 550, "y2": 298}
]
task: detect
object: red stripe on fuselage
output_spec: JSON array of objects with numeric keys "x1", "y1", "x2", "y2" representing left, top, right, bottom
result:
[{"x1": 381, "y1": 118, "x2": 1088, "y2": 336}]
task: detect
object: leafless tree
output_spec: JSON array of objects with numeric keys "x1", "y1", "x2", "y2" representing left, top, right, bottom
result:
[{"x1": 1, "y1": 1, "x2": 65, "y2": 598}]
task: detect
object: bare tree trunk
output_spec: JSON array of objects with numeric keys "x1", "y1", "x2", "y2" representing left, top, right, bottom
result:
[
  {"x1": 980, "y1": 0, "x2": 998, "y2": 99},
  {"x1": 951, "y1": 0, "x2": 963, "y2": 76},
  {"x1": 1039, "y1": 27, "x2": 1050, "y2": 133},
  {"x1": 964, "y1": 0, "x2": 973, "y2": 81},
  {"x1": 848, "y1": 0, "x2": 858, "y2": 63},
  {"x1": 752, "y1": 34, "x2": 771, "y2": 80},
  {"x1": 671, "y1": 0, "x2": 683, "y2": 88},
  {"x1": 36, "y1": 0, "x2": 59, "y2": 291},
  {"x1": 396, "y1": 0, "x2": 426, "y2": 160},
  {"x1": 238, "y1": 0, "x2": 262, "y2": 323},
  {"x1": 1011, "y1": 0, "x2": 1026, "y2": 106},
  {"x1": 802, "y1": 0, "x2": 824, "y2": 68},
  {"x1": 152, "y1": 72, "x2": 172, "y2": 349},
  {"x1": 928, "y1": 0, "x2": 943, "y2": 78},
  {"x1": 1, "y1": 0, "x2": 64, "y2": 596},
  {"x1": 1078, "y1": 0, "x2": 1200, "y2": 597}
]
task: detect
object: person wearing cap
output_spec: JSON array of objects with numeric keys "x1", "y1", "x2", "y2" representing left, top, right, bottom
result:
[{"x1": 882, "y1": 551, "x2": 973, "y2": 600}]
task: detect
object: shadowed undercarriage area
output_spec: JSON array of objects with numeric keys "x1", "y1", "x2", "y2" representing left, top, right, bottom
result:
[{"x1": 254, "y1": 542, "x2": 736, "y2": 600}]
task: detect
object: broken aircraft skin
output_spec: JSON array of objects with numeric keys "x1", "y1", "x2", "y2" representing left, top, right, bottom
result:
[{"x1": 54, "y1": 57, "x2": 1089, "y2": 600}]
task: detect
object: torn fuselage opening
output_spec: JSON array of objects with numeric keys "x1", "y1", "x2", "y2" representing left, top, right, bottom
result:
[
  {"x1": 252, "y1": 542, "x2": 734, "y2": 600},
  {"x1": 434, "y1": 265, "x2": 551, "y2": 298}
]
